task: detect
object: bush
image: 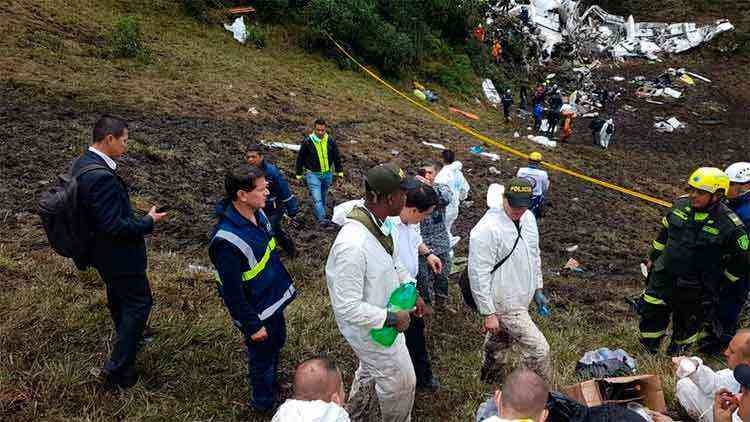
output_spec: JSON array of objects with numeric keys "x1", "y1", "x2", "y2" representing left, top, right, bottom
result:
[
  {"x1": 245, "y1": 24, "x2": 268, "y2": 48},
  {"x1": 110, "y1": 16, "x2": 149, "y2": 59},
  {"x1": 181, "y1": 0, "x2": 226, "y2": 23}
]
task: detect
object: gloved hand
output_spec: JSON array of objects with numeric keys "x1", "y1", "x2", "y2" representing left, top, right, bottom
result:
[{"x1": 534, "y1": 289, "x2": 550, "y2": 317}]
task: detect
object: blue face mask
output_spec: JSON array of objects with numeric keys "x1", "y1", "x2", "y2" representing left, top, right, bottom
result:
[{"x1": 380, "y1": 217, "x2": 396, "y2": 236}]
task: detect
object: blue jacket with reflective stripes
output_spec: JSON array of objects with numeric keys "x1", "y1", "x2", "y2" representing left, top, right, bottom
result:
[
  {"x1": 261, "y1": 159, "x2": 299, "y2": 217},
  {"x1": 208, "y1": 199, "x2": 296, "y2": 335},
  {"x1": 728, "y1": 191, "x2": 750, "y2": 227}
]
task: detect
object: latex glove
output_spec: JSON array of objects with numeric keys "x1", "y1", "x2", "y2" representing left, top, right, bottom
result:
[
  {"x1": 534, "y1": 289, "x2": 550, "y2": 317},
  {"x1": 533, "y1": 289, "x2": 549, "y2": 307}
]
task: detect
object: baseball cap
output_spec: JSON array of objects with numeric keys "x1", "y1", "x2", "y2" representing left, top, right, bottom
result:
[
  {"x1": 504, "y1": 177, "x2": 533, "y2": 208},
  {"x1": 366, "y1": 163, "x2": 420, "y2": 196},
  {"x1": 735, "y1": 364, "x2": 750, "y2": 389}
]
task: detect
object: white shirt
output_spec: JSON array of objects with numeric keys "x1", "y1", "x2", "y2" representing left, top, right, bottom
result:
[
  {"x1": 516, "y1": 166, "x2": 549, "y2": 197},
  {"x1": 391, "y1": 216, "x2": 423, "y2": 278},
  {"x1": 271, "y1": 399, "x2": 350, "y2": 422},
  {"x1": 88, "y1": 146, "x2": 117, "y2": 170}
]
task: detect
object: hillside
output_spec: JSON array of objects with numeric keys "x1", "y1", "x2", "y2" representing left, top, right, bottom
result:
[{"x1": 2, "y1": 0, "x2": 750, "y2": 421}]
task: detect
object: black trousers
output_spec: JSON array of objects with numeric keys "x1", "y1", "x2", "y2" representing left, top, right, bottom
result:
[
  {"x1": 100, "y1": 272, "x2": 153, "y2": 379},
  {"x1": 638, "y1": 270, "x2": 703, "y2": 351},
  {"x1": 405, "y1": 316, "x2": 434, "y2": 386}
]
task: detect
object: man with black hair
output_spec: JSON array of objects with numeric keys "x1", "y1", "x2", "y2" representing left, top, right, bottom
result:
[
  {"x1": 326, "y1": 163, "x2": 424, "y2": 421},
  {"x1": 75, "y1": 115, "x2": 167, "y2": 388},
  {"x1": 295, "y1": 118, "x2": 344, "y2": 226},
  {"x1": 209, "y1": 165, "x2": 297, "y2": 412},
  {"x1": 391, "y1": 183, "x2": 443, "y2": 390},
  {"x1": 246, "y1": 144, "x2": 299, "y2": 258},
  {"x1": 416, "y1": 163, "x2": 455, "y2": 308},
  {"x1": 272, "y1": 357, "x2": 350, "y2": 422}
]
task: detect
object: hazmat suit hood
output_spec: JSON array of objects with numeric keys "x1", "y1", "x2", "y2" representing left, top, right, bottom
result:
[
  {"x1": 332, "y1": 199, "x2": 365, "y2": 226},
  {"x1": 271, "y1": 399, "x2": 350, "y2": 422}
]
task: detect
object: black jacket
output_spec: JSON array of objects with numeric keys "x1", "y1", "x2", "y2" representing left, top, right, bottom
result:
[
  {"x1": 73, "y1": 150, "x2": 153, "y2": 277},
  {"x1": 294, "y1": 133, "x2": 343, "y2": 176}
]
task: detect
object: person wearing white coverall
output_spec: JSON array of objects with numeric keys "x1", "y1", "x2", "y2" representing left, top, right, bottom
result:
[
  {"x1": 272, "y1": 357, "x2": 350, "y2": 422},
  {"x1": 326, "y1": 163, "x2": 426, "y2": 422},
  {"x1": 673, "y1": 330, "x2": 750, "y2": 422},
  {"x1": 435, "y1": 149, "x2": 470, "y2": 247},
  {"x1": 469, "y1": 178, "x2": 551, "y2": 382}
]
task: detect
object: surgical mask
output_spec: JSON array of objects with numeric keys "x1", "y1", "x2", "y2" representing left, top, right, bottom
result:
[{"x1": 380, "y1": 217, "x2": 396, "y2": 236}]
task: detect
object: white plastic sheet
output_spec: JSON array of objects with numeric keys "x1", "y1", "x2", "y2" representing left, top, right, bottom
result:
[
  {"x1": 224, "y1": 17, "x2": 247, "y2": 44},
  {"x1": 482, "y1": 79, "x2": 501, "y2": 105},
  {"x1": 527, "y1": 135, "x2": 557, "y2": 148}
]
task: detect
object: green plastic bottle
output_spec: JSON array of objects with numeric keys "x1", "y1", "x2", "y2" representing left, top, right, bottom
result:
[{"x1": 370, "y1": 281, "x2": 418, "y2": 347}]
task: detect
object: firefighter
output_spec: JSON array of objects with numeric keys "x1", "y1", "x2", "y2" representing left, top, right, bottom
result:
[{"x1": 639, "y1": 167, "x2": 749, "y2": 356}]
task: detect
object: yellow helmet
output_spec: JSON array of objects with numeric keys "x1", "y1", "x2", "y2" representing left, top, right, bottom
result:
[
  {"x1": 529, "y1": 152, "x2": 543, "y2": 162},
  {"x1": 688, "y1": 167, "x2": 729, "y2": 194}
]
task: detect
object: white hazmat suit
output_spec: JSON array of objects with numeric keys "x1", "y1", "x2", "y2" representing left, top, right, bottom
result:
[
  {"x1": 434, "y1": 161, "x2": 470, "y2": 244},
  {"x1": 675, "y1": 357, "x2": 741, "y2": 422},
  {"x1": 468, "y1": 193, "x2": 550, "y2": 379},
  {"x1": 326, "y1": 205, "x2": 416, "y2": 422}
]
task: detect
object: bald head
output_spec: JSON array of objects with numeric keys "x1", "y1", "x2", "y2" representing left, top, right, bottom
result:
[
  {"x1": 726, "y1": 329, "x2": 750, "y2": 369},
  {"x1": 293, "y1": 357, "x2": 345, "y2": 405},
  {"x1": 500, "y1": 368, "x2": 549, "y2": 421}
]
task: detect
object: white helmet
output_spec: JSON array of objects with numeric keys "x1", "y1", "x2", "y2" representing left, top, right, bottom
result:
[{"x1": 726, "y1": 162, "x2": 750, "y2": 183}]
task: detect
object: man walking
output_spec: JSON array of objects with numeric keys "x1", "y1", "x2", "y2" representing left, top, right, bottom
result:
[
  {"x1": 516, "y1": 152, "x2": 550, "y2": 218},
  {"x1": 209, "y1": 165, "x2": 297, "y2": 412},
  {"x1": 639, "y1": 168, "x2": 748, "y2": 356},
  {"x1": 469, "y1": 178, "x2": 550, "y2": 381},
  {"x1": 246, "y1": 144, "x2": 299, "y2": 257},
  {"x1": 75, "y1": 115, "x2": 167, "y2": 388},
  {"x1": 295, "y1": 118, "x2": 344, "y2": 226},
  {"x1": 326, "y1": 163, "x2": 423, "y2": 422},
  {"x1": 501, "y1": 89, "x2": 514, "y2": 123}
]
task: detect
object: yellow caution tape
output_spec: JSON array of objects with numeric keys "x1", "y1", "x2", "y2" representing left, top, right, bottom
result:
[{"x1": 326, "y1": 34, "x2": 672, "y2": 209}]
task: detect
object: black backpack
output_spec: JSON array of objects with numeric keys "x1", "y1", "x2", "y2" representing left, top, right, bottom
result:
[{"x1": 38, "y1": 164, "x2": 111, "y2": 270}]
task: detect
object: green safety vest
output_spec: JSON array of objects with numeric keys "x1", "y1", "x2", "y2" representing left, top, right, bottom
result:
[{"x1": 309, "y1": 133, "x2": 330, "y2": 173}]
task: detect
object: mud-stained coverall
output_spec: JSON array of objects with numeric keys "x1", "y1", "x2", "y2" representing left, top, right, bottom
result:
[{"x1": 468, "y1": 206, "x2": 550, "y2": 380}]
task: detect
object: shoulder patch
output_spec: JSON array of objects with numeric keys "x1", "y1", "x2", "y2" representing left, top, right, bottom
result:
[
  {"x1": 739, "y1": 234, "x2": 749, "y2": 251},
  {"x1": 729, "y1": 213, "x2": 743, "y2": 227}
]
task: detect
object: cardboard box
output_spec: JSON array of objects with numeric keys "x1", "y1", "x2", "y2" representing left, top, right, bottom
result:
[{"x1": 563, "y1": 374, "x2": 667, "y2": 413}]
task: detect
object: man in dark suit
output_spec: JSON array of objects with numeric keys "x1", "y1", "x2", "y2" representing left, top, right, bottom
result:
[{"x1": 73, "y1": 115, "x2": 167, "y2": 388}]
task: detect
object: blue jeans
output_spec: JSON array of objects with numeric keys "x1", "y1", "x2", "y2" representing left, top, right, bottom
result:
[
  {"x1": 244, "y1": 312, "x2": 286, "y2": 410},
  {"x1": 305, "y1": 171, "x2": 333, "y2": 221}
]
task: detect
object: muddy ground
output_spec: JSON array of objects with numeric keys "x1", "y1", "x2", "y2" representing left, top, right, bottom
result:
[{"x1": 2, "y1": 46, "x2": 750, "y2": 302}]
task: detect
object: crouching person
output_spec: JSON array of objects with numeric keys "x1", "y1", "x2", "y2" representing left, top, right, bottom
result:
[
  {"x1": 272, "y1": 357, "x2": 350, "y2": 422},
  {"x1": 209, "y1": 165, "x2": 297, "y2": 412}
]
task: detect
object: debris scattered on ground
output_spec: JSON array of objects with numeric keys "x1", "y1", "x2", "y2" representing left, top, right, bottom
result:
[
  {"x1": 449, "y1": 107, "x2": 480, "y2": 121},
  {"x1": 528, "y1": 135, "x2": 557, "y2": 148},
  {"x1": 622, "y1": 105, "x2": 637, "y2": 113},
  {"x1": 188, "y1": 264, "x2": 213, "y2": 275},
  {"x1": 489, "y1": 166, "x2": 502, "y2": 175},
  {"x1": 513, "y1": 131, "x2": 520, "y2": 138},
  {"x1": 565, "y1": 245, "x2": 579, "y2": 252},
  {"x1": 482, "y1": 79, "x2": 501, "y2": 105},
  {"x1": 564, "y1": 258, "x2": 582, "y2": 271},
  {"x1": 499, "y1": 1, "x2": 733, "y2": 62},
  {"x1": 422, "y1": 141, "x2": 447, "y2": 150},
  {"x1": 654, "y1": 116, "x2": 686, "y2": 132},
  {"x1": 247, "y1": 107, "x2": 259, "y2": 115},
  {"x1": 645, "y1": 99, "x2": 664, "y2": 105},
  {"x1": 224, "y1": 17, "x2": 248, "y2": 44},
  {"x1": 390, "y1": 149, "x2": 399, "y2": 156},
  {"x1": 261, "y1": 140, "x2": 300, "y2": 151}
]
